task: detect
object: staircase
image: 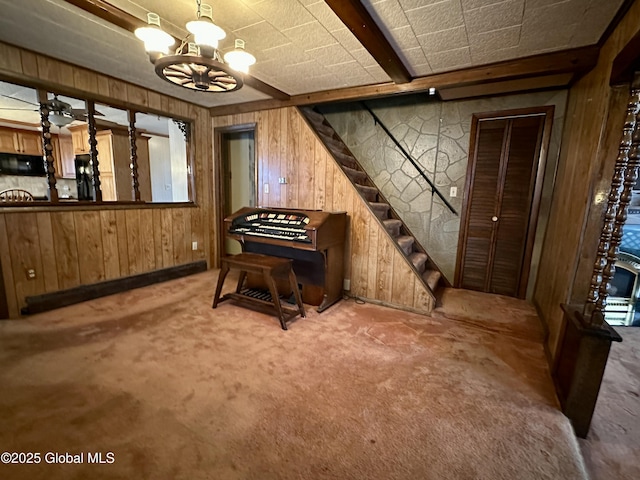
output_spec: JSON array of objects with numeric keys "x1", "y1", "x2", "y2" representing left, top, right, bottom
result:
[{"x1": 300, "y1": 107, "x2": 447, "y2": 297}]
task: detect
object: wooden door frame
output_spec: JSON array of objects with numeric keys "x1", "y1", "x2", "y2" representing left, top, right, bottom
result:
[
  {"x1": 454, "y1": 106, "x2": 555, "y2": 298},
  {"x1": 213, "y1": 123, "x2": 257, "y2": 263}
]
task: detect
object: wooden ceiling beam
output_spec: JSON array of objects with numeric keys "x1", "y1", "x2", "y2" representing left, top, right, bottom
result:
[
  {"x1": 62, "y1": 0, "x2": 290, "y2": 100},
  {"x1": 209, "y1": 46, "x2": 599, "y2": 116},
  {"x1": 325, "y1": 0, "x2": 412, "y2": 84}
]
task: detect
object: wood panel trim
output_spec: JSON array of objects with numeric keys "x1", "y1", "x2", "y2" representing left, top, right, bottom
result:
[
  {"x1": 210, "y1": 46, "x2": 598, "y2": 116},
  {"x1": 611, "y1": 27, "x2": 640, "y2": 85}
]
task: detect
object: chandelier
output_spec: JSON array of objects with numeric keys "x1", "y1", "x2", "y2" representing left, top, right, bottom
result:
[{"x1": 134, "y1": 1, "x2": 256, "y2": 93}]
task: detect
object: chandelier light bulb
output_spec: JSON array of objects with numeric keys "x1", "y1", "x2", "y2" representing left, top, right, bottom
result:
[
  {"x1": 224, "y1": 39, "x2": 256, "y2": 73},
  {"x1": 186, "y1": 4, "x2": 226, "y2": 49},
  {"x1": 135, "y1": 13, "x2": 175, "y2": 55}
]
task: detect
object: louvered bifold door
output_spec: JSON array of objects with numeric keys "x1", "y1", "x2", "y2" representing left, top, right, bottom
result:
[{"x1": 458, "y1": 115, "x2": 544, "y2": 298}]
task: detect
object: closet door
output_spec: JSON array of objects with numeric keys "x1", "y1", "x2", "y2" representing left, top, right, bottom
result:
[{"x1": 456, "y1": 109, "x2": 550, "y2": 298}]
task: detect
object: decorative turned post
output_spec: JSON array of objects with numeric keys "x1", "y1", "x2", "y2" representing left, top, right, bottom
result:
[
  {"x1": 128, "y1": 109, "x2": 141, "y2": 201},
  {"x1": 37, "y1": 90, "x2": 59, "y2": 202},
  {"x1": 87, "y1": 100, "x2": 102, "y2": 202},
  {"x1": 584, "y1": 84, "x2": 640, "y2": 322}
]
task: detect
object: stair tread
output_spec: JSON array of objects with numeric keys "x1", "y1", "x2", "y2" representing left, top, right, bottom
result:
[
  {"x1": 396, "y1": 235, "x2": 415, "y2": 244},
  {"x1": 342, "y1": 166, "x2": 367, "y2": 182},
  {"x1": 304, "y1": 108, "x2": 325, "y2": 123},
  {"x1": 409, "y1": 252, "x2": 428, "y2": 271},
  {"x1": 356, "y1": 184, "x2": 378, "y2": 192},
  {"x1": 370, "y1": 202, "x2": 390, "y2": 208},
  {"x1": 383, "y1": 218, "x2": 402, "y2": 226},
  {"x1": 422, "y1": 269, "x2": 441, "y2": 291}
]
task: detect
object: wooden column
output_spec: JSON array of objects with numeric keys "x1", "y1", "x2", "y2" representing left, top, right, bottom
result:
[
  {"x1": 552, "y1": 76, "x2": 640, "y2": 438},
  {"x1": 128, "y1": 109, "x2": 141, "y2": 201},
  {"x1": 37, "y1": 90, "x2": 59, "y2": 202},
  {"x1": 87, "y1": 100, "x2": 102, "y2": 202}
]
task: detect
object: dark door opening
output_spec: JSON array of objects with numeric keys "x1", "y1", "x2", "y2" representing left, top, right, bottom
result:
[{"x1": 216, "y1": 125, "x2": 256, "y2": 257}]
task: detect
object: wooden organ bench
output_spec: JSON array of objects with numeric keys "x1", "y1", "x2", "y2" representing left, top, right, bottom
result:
[{"x1": 212, "y1": 252, "x2": 305, "y2": 330}]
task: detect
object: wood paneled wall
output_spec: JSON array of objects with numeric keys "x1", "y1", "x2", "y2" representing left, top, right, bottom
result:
[
  {"x1": 533, "y1": 2, "x2": 640, "y2": 358},
  {"x1": 0, "y1": 42, "x2": 214, "y2": 318},
  {"x1": 213, "y1": 108, "x2": 435, "y2": 314}
]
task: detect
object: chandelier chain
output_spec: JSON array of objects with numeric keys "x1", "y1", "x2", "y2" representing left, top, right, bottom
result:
[{"x1": 196, "y1": 0, "x2": 202, "y2": 18}]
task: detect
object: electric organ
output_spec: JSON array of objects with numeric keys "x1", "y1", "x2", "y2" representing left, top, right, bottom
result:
[{"x1": 224, "y1": 207, "x2": 347, "y2": 312}]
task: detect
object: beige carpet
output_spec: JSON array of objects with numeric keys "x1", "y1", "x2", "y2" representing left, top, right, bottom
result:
[
  {"x1": 0, "y1": 270, "x2": 588, "y2": 479},
  {"x1": 579, "y1": 326, "x2": 640, "y2": 480}
]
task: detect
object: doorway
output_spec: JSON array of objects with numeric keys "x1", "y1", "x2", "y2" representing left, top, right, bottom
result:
[
  {"x1": 216, "y1": 125, "x2": 257, "y2": 256},
  {"x1": 455, "y1": 107, "x2": 554, "y2": 298}
]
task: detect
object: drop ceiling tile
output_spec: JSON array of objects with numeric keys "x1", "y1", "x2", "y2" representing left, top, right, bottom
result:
[
  {"x1": 282, "y1": 59, "x2": 329, "y2": 79},
  {"x1": 569, "y1": 0, "x2": 624, "y2": 46},
  {"x1": 519, "y1": 0, "x2": 581, "y2": 51},
  {"x1": 258, "y1": 42, "x2": 306, "y2": 63},
  {"x1": 397, "y1": 0, "x2": 443, "y2": 10},
  {"x1": 401, "y1": 48, "x2": 433, "y2": 76},
  {"x1": 331, "y1": 27, "x2": 368, "y2": 53},
  {"x1": 412, "y1": 64, "x2": 435, "y2": 77},
  {"x1": 417, "y1": 26, "x2": 469, "y2": 55},
  {"x1": 391, "y1": 25, "x2": 422, "y2": 50},
  {"x1": 306, "y1": 43, "x2": 355, "y2": 66},
  {"x1": 246, "y1": 0, "x2": 315, "y2": 30},
  {"x1": 464, "y1": 0, "x2": 525, "y2": 35},
  {"x1": 401, "y1": 46, "x2": 430, "y2": 70},
  {"x1": 351, "y1": 48, "x2": 382, "y2": 69},
  {"x1": 365, "y1": 64, "x2": 393, "y2": 82},
  {"x1": 427, "y1": 47, "x2": 472, "y2": 71},
  {"x1": 283, "y1": 20, "x2": 336, "y2": 51},
  {"x1": 469, "y1": 25, "x2": 521, "y2": 56},
  {"x1": 306, "y1": 1, "x2": 346, "y2": 32},
  {"x1": 461, "y1": 0, "x2": 514, "y2": 9},
  {"x1": 470, "y1": 45, "x2": 521, "y2": 65},
  {"x1": 525, "y1": 0, "x2": 577, "y2": 10},
  {"x1": 405, "y1": 0, "x2": 465, "y2": 36},
  {"x1": 364, "y1": 0, "x2": 410, "y2": 30},
  {"x1": 233, "y1": 20, "x2": 292, "y2": 50}
]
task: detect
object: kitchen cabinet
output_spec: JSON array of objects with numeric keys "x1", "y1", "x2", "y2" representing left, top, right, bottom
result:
[
  {"x1": 0, "y1": 127, "x2": 43, "y2": 155},
  {"x1": 70, "y1": 126, "x2": 90, "y2": 154},
  {"x1": 17, "y1": 131, "x2": 43, "y2": 155},
  {"x1": 50, "y1": 134, "x2": 76, "y2": 179}
]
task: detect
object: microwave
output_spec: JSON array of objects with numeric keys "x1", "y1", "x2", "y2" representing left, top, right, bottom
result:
[{"x1": 0, "y1": 152, "x2": 46, "y2": 176}]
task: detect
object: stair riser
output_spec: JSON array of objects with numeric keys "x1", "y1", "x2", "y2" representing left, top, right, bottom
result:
[
  {"x1": 343, "y1": 168, "x2": 367, "y2": 184},
  {"x1": 360, "y1": 191, "x2": 377, "y2": 202},
  {"x1": 385, "y1": 224, "x2": 401, "y2": 237},
  {"x1": 371, "y1": 206, "x2": 389, "y2": 221},
  {"x1": 335, "y1": 153, "x2": 359, "y2": 169}
]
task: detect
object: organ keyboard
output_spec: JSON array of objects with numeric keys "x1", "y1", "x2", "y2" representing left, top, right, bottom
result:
[{"x1": 224, "y1": 207, "x2": 347, "y2": 312}]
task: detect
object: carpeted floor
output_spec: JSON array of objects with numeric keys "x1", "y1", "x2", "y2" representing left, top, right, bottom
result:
[
  {"x1": 0, "y1": 270, "x2": 590, "y2": 479},
  {"x1": 579, "y1": 326, "x2": 640, "y2": 480}
]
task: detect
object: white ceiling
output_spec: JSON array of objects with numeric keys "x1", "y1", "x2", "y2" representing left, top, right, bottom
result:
[{"x1": 0, "y1": 0, "x2": 625, "y2": 109}]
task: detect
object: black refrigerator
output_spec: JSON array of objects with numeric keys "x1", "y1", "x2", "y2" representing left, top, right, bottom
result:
[{"x1": 75, "y1": 154, "x2": 94, "y2": 201}]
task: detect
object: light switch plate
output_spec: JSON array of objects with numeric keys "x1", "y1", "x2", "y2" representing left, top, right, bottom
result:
[
  {"x1": 192, "y1": 241, "x2": 198, "y2": 251},
  {"x1": 264, "y1": 183, "x2": 269, "y2": 194},
  {"x1": 450, "y1": 186, "x2": 457, "y2": 197}
]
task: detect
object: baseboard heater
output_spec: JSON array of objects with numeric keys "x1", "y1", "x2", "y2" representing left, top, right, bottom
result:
[{"x1": 21, "y1": 260, "x2": 208, "y2": 315}]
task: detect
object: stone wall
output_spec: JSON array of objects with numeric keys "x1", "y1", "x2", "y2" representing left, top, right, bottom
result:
[{"x1": 322, "y1": 90, "x2": 567, "y2": 293}]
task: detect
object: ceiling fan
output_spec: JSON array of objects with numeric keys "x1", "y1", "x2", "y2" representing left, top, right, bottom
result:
[{"x1": 0, "y1": 94, "x2": 102, "y2": 127}]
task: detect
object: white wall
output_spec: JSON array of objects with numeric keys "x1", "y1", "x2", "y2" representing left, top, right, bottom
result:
[{"x1": 148, "y1": 135, "x2": 172, "y2": 203}]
